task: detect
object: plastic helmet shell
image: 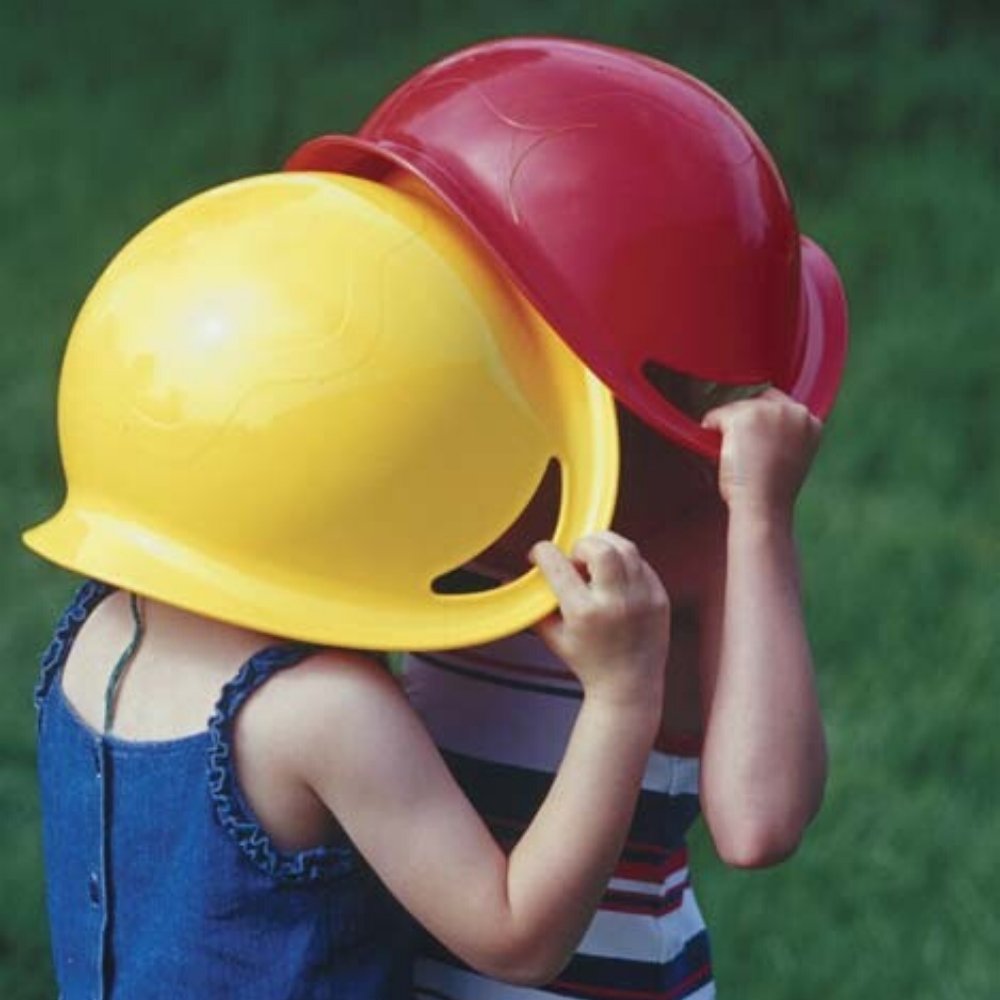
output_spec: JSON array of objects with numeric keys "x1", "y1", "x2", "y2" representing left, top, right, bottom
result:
[
  {"x1": 23, "y1": 173, "x2": 618, "y2": 649},
  {"x1": 286, "y1": 36, "x2": 848, "y2": 458}
]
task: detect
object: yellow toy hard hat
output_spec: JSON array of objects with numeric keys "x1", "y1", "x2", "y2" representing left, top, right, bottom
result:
[{"x1": 23, "y1": 173, "x2": 618, "y2": 650}]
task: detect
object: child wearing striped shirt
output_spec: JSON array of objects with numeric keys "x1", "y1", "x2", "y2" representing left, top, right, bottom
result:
[{"x1": 406, "y1": 388, "x2": 828, "y2": 999}]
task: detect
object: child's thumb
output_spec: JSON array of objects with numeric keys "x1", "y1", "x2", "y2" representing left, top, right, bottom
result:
[{"x1": 532, "y1": 611, "x2": 568, "y2": 660}]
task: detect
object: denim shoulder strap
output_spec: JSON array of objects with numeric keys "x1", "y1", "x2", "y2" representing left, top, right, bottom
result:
[
  {"x1": 35, "y1": 580, "x2": 114, "y2": 719},
  {"x1": 206, "y1": 642, "x2": 363, "y2": 883}
]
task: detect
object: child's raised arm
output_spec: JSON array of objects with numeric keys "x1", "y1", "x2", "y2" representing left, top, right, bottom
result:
[
  {"x1": 697, "y1": 388, "x2": 828, "y2": 867},
  {"x1": 284, "y1": 532, "x2": 669, "y2": 985}
]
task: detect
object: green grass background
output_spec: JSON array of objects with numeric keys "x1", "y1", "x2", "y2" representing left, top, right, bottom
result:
[{"x1": 2, "y1": 1, "x2": 998, "y2": 996}]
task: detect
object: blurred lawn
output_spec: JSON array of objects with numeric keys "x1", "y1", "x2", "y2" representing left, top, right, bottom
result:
[{"x1": 2, "y1": 1, "x2": 998, "y2": 996}]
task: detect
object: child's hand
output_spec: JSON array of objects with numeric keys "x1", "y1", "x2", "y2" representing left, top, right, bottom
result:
[
  {"x1": 702, "y1": 388, "x2": 822, "y2": 521},
  {"x1": 529, "y1": 532, "x2": 670, "y2": 711}
]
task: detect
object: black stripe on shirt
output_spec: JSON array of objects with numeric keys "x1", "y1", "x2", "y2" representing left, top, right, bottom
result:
[
  {"x1": 442, "y1": 750, "x2": 701, "y2": 855},
  {"x1": 421, "y1": 929, "x2": 713, "y2": 999}
]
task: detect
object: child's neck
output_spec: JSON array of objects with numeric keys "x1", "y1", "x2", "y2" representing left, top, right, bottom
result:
[
  {"x1": 140, "y1": 596, "x2": 274, "y2": 661},
  {"x1": 62, "y1": 590, "x2": 275, "y2": 741}
]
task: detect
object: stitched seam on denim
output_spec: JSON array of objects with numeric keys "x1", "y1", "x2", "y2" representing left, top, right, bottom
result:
[{"x1": 35, "y1": 580, "x2": 114, "y2": 721}]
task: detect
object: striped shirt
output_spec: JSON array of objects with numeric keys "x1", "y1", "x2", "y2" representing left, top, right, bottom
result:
[{"x1": 403, "y1": 630, "x2": 715, "y2": 1000}]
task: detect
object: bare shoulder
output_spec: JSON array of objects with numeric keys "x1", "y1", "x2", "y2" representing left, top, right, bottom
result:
[
  {"x1": 240, "y1": 648, "x2": 403, "y2": 741},
  {"x1": 232, "y1": 648, "x2": 412, "y2": 838}
]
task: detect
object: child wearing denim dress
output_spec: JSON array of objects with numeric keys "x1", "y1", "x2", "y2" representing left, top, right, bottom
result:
[
  {"x1": 35, "y1": 534, "x2": 668, "y2": 999},
  {"x1": 35, "y1": 582, "x2": 417, "y2": 998},
  {"x1": 25, "y1": 172, "x2": 672, "y2": 998}
]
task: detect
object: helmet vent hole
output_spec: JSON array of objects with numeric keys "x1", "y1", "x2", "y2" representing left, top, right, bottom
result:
[
  {"x1": 641, "y1": 361, "x2": 770, "y2": 421},
  {"x1": 431, "y1": 459, "x2": 561, "y2": 594}
]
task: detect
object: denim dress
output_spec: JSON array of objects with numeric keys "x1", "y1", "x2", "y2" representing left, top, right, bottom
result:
[{"x1": 35, "y1": 581, "x2": 416, "y2": 999}]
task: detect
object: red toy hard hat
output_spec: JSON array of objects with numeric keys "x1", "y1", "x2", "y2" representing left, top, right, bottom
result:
[{"x1": 286, "y1": 37, "x2": 848, "y2": 459}]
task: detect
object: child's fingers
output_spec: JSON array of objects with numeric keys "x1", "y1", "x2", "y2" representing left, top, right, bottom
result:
[
  {"x1": 584, "y1": 532, "x2": 655, "y2": 597},
  {"x1": 700, "y1": 404, "x2": 731, "y2": 433},
  {"x1": 571, "y1": 535, "x2": 629, "y2": 590},
  {"x1": 531, "y1": 609, "x2": 567, "y2": 656},
  {"x1": 587, "y1": 531, "x2": 644, "y2": 579},
  {"x1": 529, "y1": 541, "x2": 589, "y2": 609},
  {"x1": 701, "y1": 395, "x2": 760, "y2": 432},
  {"x1": 702, "y1": 387, "x2": 784, "y2": 429},
  {"x1": 759, "y1": 386, "x2": 790, "y2": 404},
  {"x1": 639, "y1": 560, "x2": 671, "y2": 611}
]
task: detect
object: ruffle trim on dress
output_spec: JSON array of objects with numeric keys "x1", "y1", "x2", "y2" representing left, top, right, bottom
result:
[
  {"x1": 207, "y1": 642, "x2": 362, "y2": 884},
  {"x1": 35, "y1": 579, "x2": 113, "y2": 716}
]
